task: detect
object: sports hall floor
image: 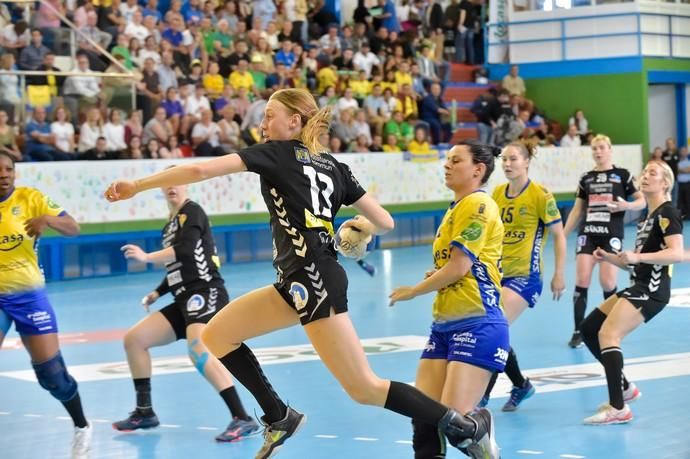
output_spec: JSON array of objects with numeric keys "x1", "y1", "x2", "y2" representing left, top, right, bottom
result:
[{"x1": 2, "y1": 227, "x2": 690, "y2": 459}]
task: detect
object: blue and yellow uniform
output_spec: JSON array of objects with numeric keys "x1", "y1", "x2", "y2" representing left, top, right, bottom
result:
[
  {"x1": 0, "y1": 187, "x2": 66, "y2": 335},
  {"x1": 492, "y1": 180, "x2": 561, "y2": 307},
  {"x1": 421, "y1": 191, "x2": 510, "y2": 372}
]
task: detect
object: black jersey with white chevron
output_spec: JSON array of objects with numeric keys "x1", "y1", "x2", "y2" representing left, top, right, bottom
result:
[
  {"x1": 238, "y1": 140, "x2": 366, "y2": 278},
  {"x1": 629, "y1": 201, "x2": 683, "y2": 300},
  {"x1": 156, "y1": 200, "x2": 224, "y2": 298}
]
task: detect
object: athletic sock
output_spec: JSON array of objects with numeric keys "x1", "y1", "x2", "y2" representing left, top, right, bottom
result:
[
  {"x1": 603, "y1": 287, "x2": 617, "y2": 300},
  {"x1": 601, "y1": 346, "x2": 625, "y2": 410},
  {"x1": 504, "y1": 348, "x2": 526, "y2": 388},
  {"x1": 62, "y1": 392, "x2": 88, "y2": 428},
  {"x1": 133, "y1": 378, "x2": 153, "y2": 414},
  {"x1": 219, "y1": 386, "x2": 250, "y2": 421},
  {"x1": 383, "y1": 381, "x2": 448, "y2": 425},
  {"x1": 573, "y1": 286, "x2": 588, "y2": 330},
  {"x1": 219, "y1": 343, "x2": 286, "y2": 424},
  {"x1": 483, "y1": 372, "x2": 499, "y2": 399}
]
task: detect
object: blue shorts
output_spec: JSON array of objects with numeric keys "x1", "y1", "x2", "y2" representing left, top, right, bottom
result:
[
  {"x1": 0, "y1": 289, "x2": 59, "y2": 336},
  {"x1": 421, "y1": 318, "x2": 510, "y2": 373},
  {"x1": 502, "y1": 276, "x2": 543, "y2": 308}
]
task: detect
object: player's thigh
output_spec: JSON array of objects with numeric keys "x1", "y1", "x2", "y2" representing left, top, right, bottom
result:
[
  {"x1": 596, "y1": 292, "x2": 620, "y2": 316},
  {"x1": 304, "y1": 311, "x2": 386, "y2": 403},
  {"x1": 202, "y1": 285, "x2": 300, "y2": 356},
  {"x1": 441, "y1": 361, "x2": 493, "y2": 415},
  {"x1": 415, "y1": 358, "x2": 448, "y2": 402},
  {"x1": 600, "y1": 298, "x2": 645, "y2": 343},
  {"x1": 21, "y1": 332, "x2": 61, "y2": 363},
  {"x1": 575, "y1": 254, "x2": 596, "y2": 287},
  {"x1": 598, "y1": 260, "x2": 619, "y2": 289},
  {"x1": 125, "y1": 311, "x2": 178, "y2": 350},
  {"x1": 501, "y1": 287, "x2": 530, "y2": 324}
]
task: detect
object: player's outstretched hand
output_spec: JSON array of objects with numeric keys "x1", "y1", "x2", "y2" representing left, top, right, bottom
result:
[
  {"x1": 141, "y1": 291, "x2": 159, "y2": 313},
  {"x1": 105, "y1": 180, "x2": 137, "y2": 202},
  {"x1": 389, "y1": 286, "x2": 417, "y2": 307},
  {"x1": 121, "y1": 244, "x2": 149, "y2": 263},
  {"x1": 341, "y1": 215, "x2": 375, "y2": 235}
]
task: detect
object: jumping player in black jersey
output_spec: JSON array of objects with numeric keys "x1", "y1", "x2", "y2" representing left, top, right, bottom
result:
[
  {"x1": 110, "y1": 179, "x2": 260, "y2": 441},
  {"x1": 104, "y1": 88, "x2": 498, "y2": 459},
  {"x1": 563, "y1": 135, "x2": 645, "y2": 348},
  {"x1": 580, "y1": 160, "x2": 683, "y2": 424}
]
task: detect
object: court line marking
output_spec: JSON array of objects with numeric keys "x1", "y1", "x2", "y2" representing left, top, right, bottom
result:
[
  {"x1": 315, "y1": 434, "x2": 338, "y2": 439},
  {"x1": 56, "y1": 416, "x2": 72, "y2": 421},
  {"x1": 517, "y1": 451, "x2": 544, "y2": 455},
  {"x1": 395, "y1": 440, "x2": 413, "y2": 445},
  {"x1": 353, "y1": 437, "x2": 378, "y2": 441},
  {"x1": 160, "y1": 424, "x2": 181, "y2": 428},
  {"x1": 560, "y1": 455, "x2": 586, "y2": 458},
  {"x1": 196, "y1": 426, "x2": 218, "y2": 431},
  {"x1": 23, "y1": 414, "x2": 41, "y2": 418}
]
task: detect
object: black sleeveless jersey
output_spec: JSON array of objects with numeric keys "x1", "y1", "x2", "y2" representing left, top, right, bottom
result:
[
  {"x1": 155, "y1": 200, "x2": 224, "y2": 298},
  {"x1": 238, "y1": 140, "x2": 366, "y2": 278},
  {"x1": 576, "y1": 167, "x2": 638, "y2": 238},
  {"x1": 629, "y1": 201, "x2": 683, "y2": 300}
]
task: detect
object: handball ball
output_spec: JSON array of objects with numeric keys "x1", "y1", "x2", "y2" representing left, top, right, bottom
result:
[{"x1": 335, "y1": 220, "x2": 373, "y2": 260}]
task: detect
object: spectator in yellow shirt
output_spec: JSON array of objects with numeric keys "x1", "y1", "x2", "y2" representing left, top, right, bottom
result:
[
  {"x1": 229, "y1": 59, "x2": 255, "y2": 92},
  {"x1": 397, "y1": 83, "x2": 418, "y2": 119},
  {"x1": 349, "y1": 70, "x2": 372, "y2": 101},
  {"x1": 202, "y1": 61, "x2": 225, "y2": 101},
  {"x1": 317, "y1": 64, "x2": 339, "y2": 94},
  {"x1": 407, "y1": 125, "x2": 436, "y2": 162},
  {"x1": 381, "y1": 68, "x2": 398, "y2": 95},
  {"x1": 383, "y1": 133, "x2": 403, "y2": 152},
  {"x1": 394, "y1": 61, "x2": 413, "y2": 88},
  {"x1": 502, "y1": 65, "x2": 526, "y2": 97}
]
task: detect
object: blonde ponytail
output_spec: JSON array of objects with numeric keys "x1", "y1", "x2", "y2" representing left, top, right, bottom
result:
[{"x1": 269, "y1": 88, "x2": 333, "y2": 155}]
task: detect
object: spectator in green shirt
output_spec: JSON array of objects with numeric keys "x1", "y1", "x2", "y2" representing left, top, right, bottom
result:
[
  {"x1": 383, "y1": 110, "x2": 413, "y2": 149},
  {"x1": 249, "y1": 55, "x2": 267, "y2": 91}
]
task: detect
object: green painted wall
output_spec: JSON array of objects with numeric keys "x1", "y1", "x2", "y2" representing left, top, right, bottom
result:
[
  {"x1": 643, "y1": 58, "x2": 690, "y2": 72},
  {"x1": 526, "y1": 72, "x2": 648, "y2": 147}
]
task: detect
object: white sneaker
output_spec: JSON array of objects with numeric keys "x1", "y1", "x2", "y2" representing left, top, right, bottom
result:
[
  {"x1": 583, "y1": 404, "x2": 633, "y2": 425},
  {"x1": 623, "y1": 382, "x2": 642, "y2": 403},
  {"x1": 72, "y1": 422, "x2": 92, "y2": 459}
]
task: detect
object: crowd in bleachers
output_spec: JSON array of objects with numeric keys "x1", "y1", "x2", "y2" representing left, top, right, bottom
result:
[{"x1": 0, "y1": 0, "x2": 491, "y2": 161}]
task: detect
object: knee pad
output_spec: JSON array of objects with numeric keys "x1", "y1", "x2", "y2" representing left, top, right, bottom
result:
[
  {"x1": 188, "y1": 338, "x2": 209, "y2": 377},
  {"x1": 580, "y1": 309, "x2": 607, "y2": 340},
  {"x1": 32, "y1": 351, "x2": 78, "y2": 402},
  {"x1": 412, "y1": 419, "x2": 446, "y2": 459}
]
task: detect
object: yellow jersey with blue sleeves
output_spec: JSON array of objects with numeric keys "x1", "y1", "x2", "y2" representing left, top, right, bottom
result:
[
  {"x1": 492, "y1": 180, "x2": 561, "y2": 278},
  {"x1": 0, "y1": 187, "x2": 65, "y2": 294},
  {"x1": 431, "y1": 191, "x2": 504, "y2": 323}
]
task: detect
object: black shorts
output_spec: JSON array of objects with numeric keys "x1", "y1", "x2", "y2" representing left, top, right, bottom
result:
[
  {"x1": 159, "y1": 286, "x2": 229, "y2": 340},
  {"x1": 274, "y1": 256, "x2": 349, "y2": 326},
  {"x1": 576, "y1": 234, "x2": 623, "y2": 255},
  {"x1": 617, "y1": 285, "x2": 667, "y2": 322}
]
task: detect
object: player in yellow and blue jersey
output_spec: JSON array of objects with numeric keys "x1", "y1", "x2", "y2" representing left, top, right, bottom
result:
[
  {"x1": 390, "y1": 142, "x2": 506, "y2": 459},
  {"x1": 480, "y1": 141, "x2": 567, "y2": 411},
  {"x1": 0, "y1": 152, "x2": 92, "y2": 458}
]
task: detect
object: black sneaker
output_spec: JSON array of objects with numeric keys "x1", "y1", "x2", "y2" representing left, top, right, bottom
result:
[
  {"x1": 440, "y1": 408, "x2": 500, "y2": 459},
  {"x1": 112, "y1": 409, "x2": 160, "y2": 431},
  {"x1": 568, "y1": 331, "x2": 584, "y2": 348},
  {"x1": 255, "y1": 407, "x2": 306, "y2": 459}
]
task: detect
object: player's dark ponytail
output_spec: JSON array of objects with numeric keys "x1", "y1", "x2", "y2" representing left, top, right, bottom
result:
[{"x1": 457, "y1": 141, "x2": 500, "y2": 185}]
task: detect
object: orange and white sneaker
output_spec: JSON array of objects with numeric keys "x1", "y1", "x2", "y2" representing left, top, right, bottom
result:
[
  {"x1": 623, "y1": 382, "x2": 642, "y2": 403},
  {"x1": 583, "y1": 404, "x2": 633, "y2": 425}
]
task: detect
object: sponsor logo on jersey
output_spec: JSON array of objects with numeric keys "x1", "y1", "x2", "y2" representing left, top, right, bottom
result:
[
  {"x1": 178, "y1": 213, "x2": 187, "y2": 226},
  {"x1": 424, "y1": 340, "x2": 436, "y2": 352},
  {"x1": 586, "y1": 211, "x2": 611, "y2": 223},
  {"x1": 519, "y1": 206, "x2": 528, "y2": 216},
  {"x1": 11, "y1": 206, "x2": 20, "y2": 216},
  {"x1": 452, "y1": 332, "x2": 477, "y2": 345},
  {"x1": 546, "y1": 199, "x2": 559, "y2": 217},
  {"x1": 0, "y1": 233, "x2": 24, "y2": 251},
  {"x1": 289, "y1": 282, "x2": 309, "y2": 310},
  {"x1": 577, "y1": 235, "x2": 587, "y2": 248},
  {"x1": 609, "y1": 174, "x2": 621, "y2": 183},
  {"x1": 186, "y1": 294, "x2": 206, "y2": 312},
  {"x1": 294, "y1": 147, "x2": 311, "y2": 164},
  {"x1": 47, "y1": 197, "x2": 60, "y2": 209},
  {"x1": 583, "y1": 225, "x2": 610, "y2": 234},
  {"x1": 609, "y1": 237, "x2": 622, "y2": 252},
  {"x1": 478, "y1": 203, "x2": 485, "y2": 214},
  {"x1": 494, "y1": 347, "x2": 509, "y2": 363},
  {"x1": 659, "y1": 216, "x2": 670, "y2": 234},
  {"x1": 460, "y1": 222, "x2": 483, "y2": 242}
]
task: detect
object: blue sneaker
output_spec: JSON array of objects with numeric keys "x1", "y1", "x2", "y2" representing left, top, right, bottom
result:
[
  {"x1": 112, "y1": 410, "x2": 160, "y2": 431},
  {"x1": 215, "y1": 417, "x2": 262, "y2": 442},
  {"x1": 502, "y1": 379, "x2": 535, "y2": 412}
]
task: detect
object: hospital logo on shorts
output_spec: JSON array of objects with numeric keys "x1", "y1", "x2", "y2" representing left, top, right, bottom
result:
[
  {"x1": 186, "y1": 294, "x2": 206, "y2": 313},
  {"x1": 610, "y1": 237, "x2": 622, "y2": 252},
  {"x1": 494, "y1": 347, "x2": 509, "y2": 364},
  {"x1": 289, "y1": 282, "x2": 309, "y2": 311},
  {"x1": 452, "y1": 332, "x2": 477, "y2": 346}
]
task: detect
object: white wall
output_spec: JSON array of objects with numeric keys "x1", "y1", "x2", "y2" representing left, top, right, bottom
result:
[{"x1": 648, "y1": 84, "x2": 677, "y2": 150}]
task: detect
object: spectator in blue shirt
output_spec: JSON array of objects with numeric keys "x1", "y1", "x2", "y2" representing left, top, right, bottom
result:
[
  {"x1": 274, "y1": 39, "x2": 296, "y2": 68},
  {"x1": 142, "y1": 0, "x2": 163, "y2": 22},
  {"x1": 419, "y1": 82, "x2": 452, "y2": 145},
  {"x1": 376, "y1": 0, "x2": 400, "y2": 34},
  {"x1": 24, "y1": 107, "x2": 72, "y2": 161},
  {"x1": 253, "y1": 0, "x2": 277, "y2": 31}
]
